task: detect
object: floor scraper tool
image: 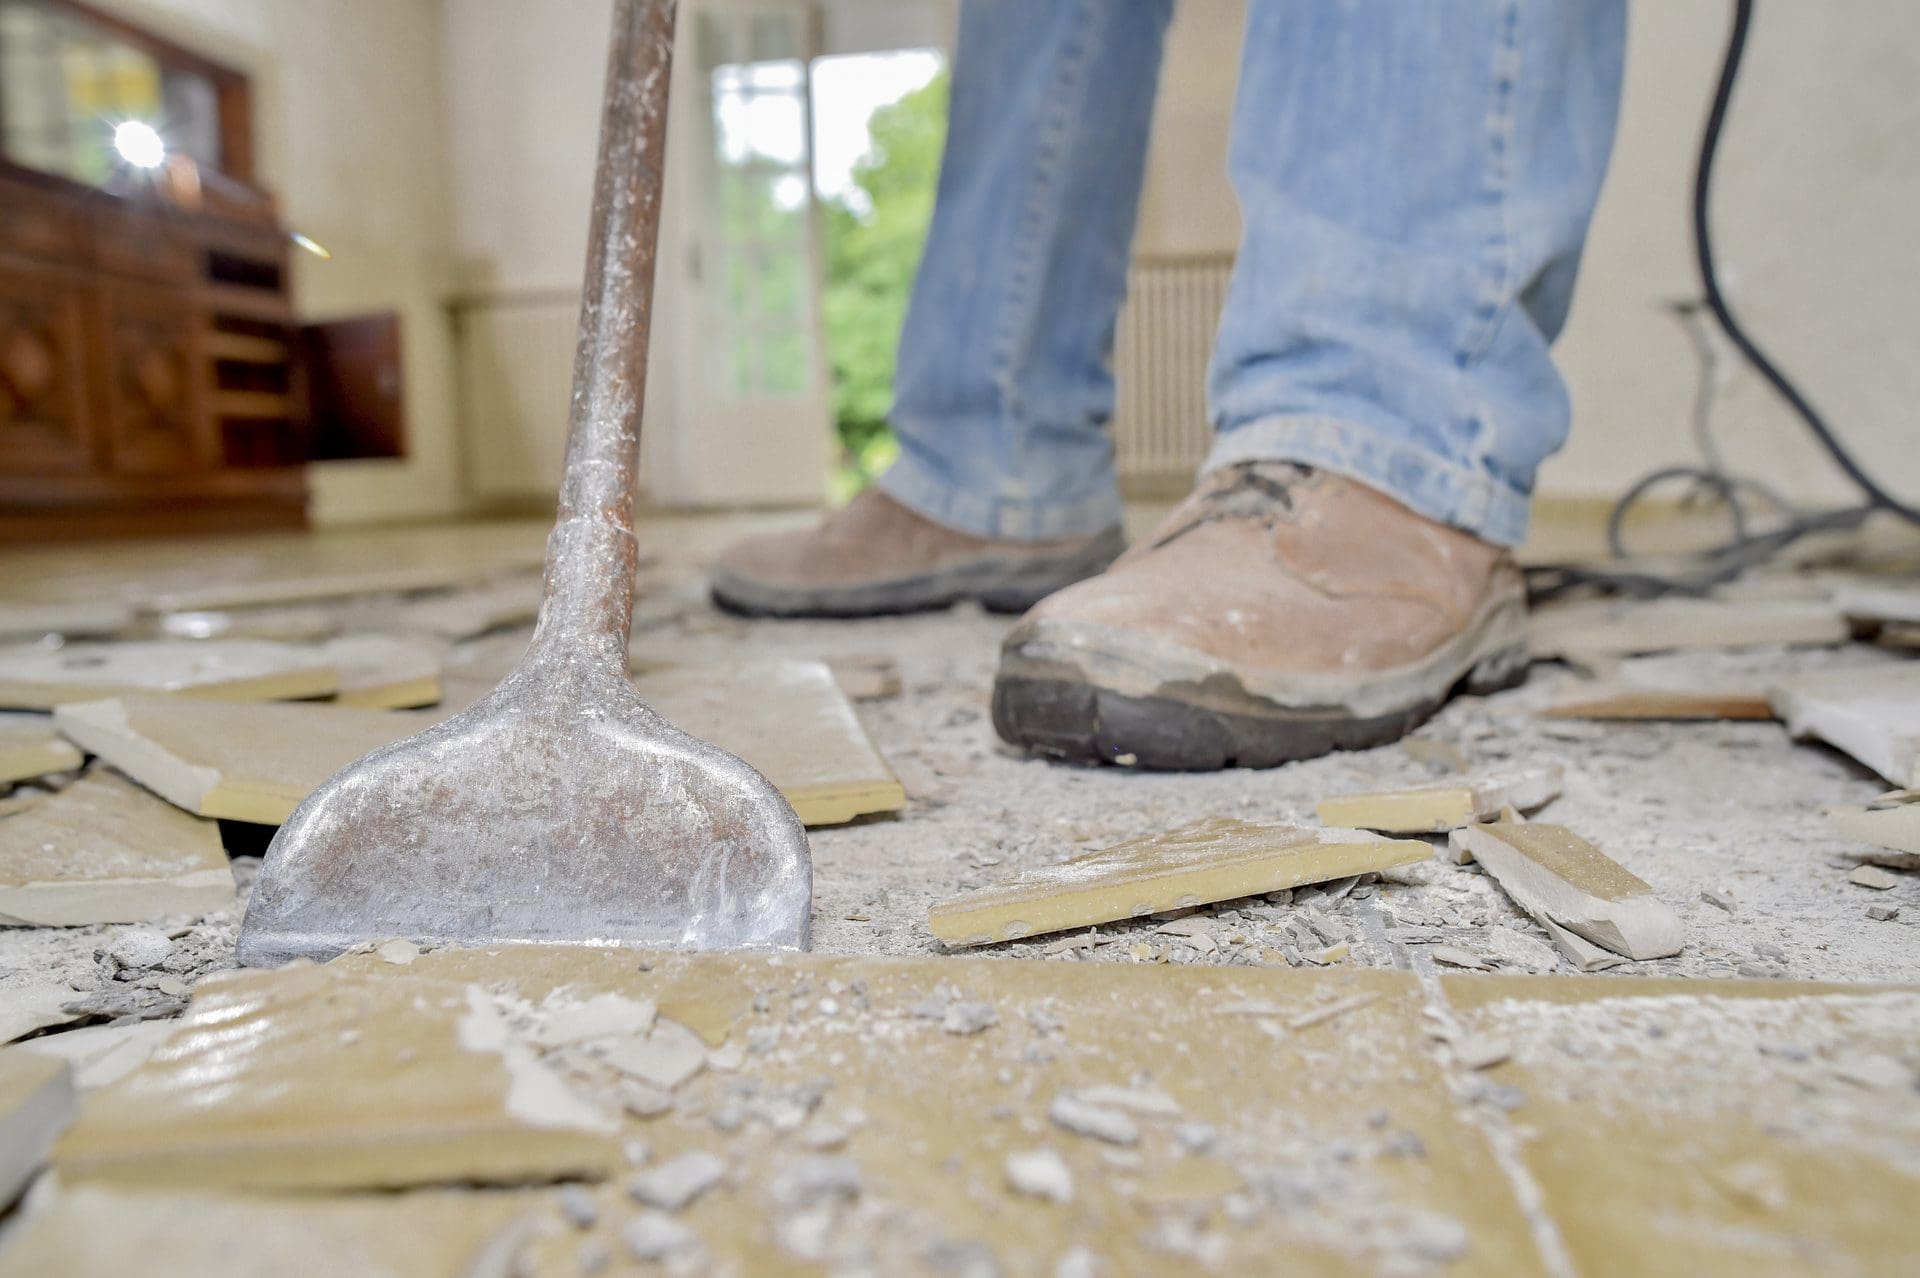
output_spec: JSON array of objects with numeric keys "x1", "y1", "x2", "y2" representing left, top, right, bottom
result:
[{"x1": 236, "y1": 0, "x2": 811, "y2": 965}]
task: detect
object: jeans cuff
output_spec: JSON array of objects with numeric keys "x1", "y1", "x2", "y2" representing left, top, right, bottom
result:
[
  {"x1": 1202, "y1": 415, "x2": 1531, "y2": 547},
  {"x1": 877, "y1": 450, "x2": 1123, "y2": 542}
]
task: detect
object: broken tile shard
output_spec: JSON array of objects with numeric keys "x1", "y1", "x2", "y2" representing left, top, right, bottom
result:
[
  {"x1": 321, "y1": 635, "x2": 443, "y2": 709},
  {"x1": 0, "y1": 768, "x2": 233, "y2": 927},
  {"x1": 928, "y1": 818, "x2": 1428, "y2": 948},
  {"x1": 1316, "y1": 765, "x2": 1563, "y2": 835},
  {"x1": 0, "y1": 712, "x2": 83, "y2": 784},
  {"x1": 54, "y1": 964, "x2": 619, "y2": 1191},
  {"x1": 634, "y1": 659, "x2": 904, "y2": 827},
  {"x1": 1828, "y1": 790, "x2": 1920, "y2": 870},
  {"x1": 1450, "y1": 822, "x2": 1684, "y2": 961},
  {"x1": 1541, "y1": 688, "x2": 1773, "y2": 721},
  {"x1": 1529, "y1": 596, "x2": 1848, "y2": 663},
  {"x1": 0, "y1": 983, "x2": 87, "y2": 1046},
  {"x1": 0, "y1": 640, "x2": 339, "y2": 710},
  {"x1": 0, "y1": 1051, "x2": 76, "y2": 1208},
  {"x1": 1769, "y1": 664, "x2": 1920, "y2": 789},
  {"x1": 1047, "y1": 1093, "x2": 1139, "y2": 1146},
  {"x1": 53, "y1": 695, "x2": 423, "y2": 824},
  {"x1": 1848, "y1": 865, "x2": 1898, "y2": 891}
]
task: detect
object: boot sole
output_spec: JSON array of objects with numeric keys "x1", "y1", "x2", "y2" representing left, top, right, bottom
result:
[
  {"x1": 992, "y1": 594, "x2": 1529, "y2": 771},
  {"x1": 711, "y1": 526, "x2": 1127, "y2": 619}
]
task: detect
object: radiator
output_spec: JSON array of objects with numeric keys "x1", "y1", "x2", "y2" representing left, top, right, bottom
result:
[
  {"x1": 1111, "y1": 254, "x2": 1233, "y2": 492},
  {"x1": 452, "y1": 290, "x2": 581, "y2": 505}
]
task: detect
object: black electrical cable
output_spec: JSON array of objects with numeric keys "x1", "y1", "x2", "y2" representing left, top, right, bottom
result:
[
  {"x1": 1692, "y1": 0, "x2": 1918, "y2": 527},
  {"x1": 1528, "y1": 0, "x2": 1915, "y2": 603}
]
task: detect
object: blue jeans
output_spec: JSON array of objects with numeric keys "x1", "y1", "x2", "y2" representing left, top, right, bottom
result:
[{"x1": 879, "y1": 0, "x2": 1626, "y2": 548}]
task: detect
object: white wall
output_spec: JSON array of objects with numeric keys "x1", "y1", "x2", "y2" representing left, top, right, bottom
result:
[
  {"x1": 92, "y1": 0, "x2": 466, "y2": 526},
  {"x1": 1137, "y1": 0, "x2": 1918, "y2": 511}
]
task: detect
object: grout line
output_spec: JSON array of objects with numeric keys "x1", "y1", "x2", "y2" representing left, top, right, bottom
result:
[{"x1": 1410, "y1": 962, "x2": 1583, "y2": 1278}]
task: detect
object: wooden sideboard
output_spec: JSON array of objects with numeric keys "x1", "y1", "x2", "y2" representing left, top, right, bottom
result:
[{"x1": 0, "y1": 1, "x2": 403, "y2": 543}]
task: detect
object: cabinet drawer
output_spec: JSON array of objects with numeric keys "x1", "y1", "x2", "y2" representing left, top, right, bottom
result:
[
  {"x1": 92, "y1": 206, "x2": 198, "y2": 284},
  {"x1": 0, "y1": 185, "x2": 91, "y2": 264}
]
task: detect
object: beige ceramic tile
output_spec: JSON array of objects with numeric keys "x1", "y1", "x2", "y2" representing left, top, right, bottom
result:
[
  {"x1": 0, "y1": 1184, "x2": 537, "y2": 1278},
  {"x1": 0, "y1": 600, "x2": 132, "y2": 642},
  {"x1": 1440, "y1": 974, "x2": 1920, "y2": 1277},
  {"x1": 636, "y1": 659, "x2": 905, "y2": 827},
  {"x1": 321, "y1": 635, "x2": 443, "y2": 709},
  {"x1": 56, "y1": 961, "x2": 621, "y2": 1191},
  {"x1": 929, "y1": 818, "x2": 1429, "y2": 948},
  {"x1": 1450, "y1": 822, "x2": 1684, "y2": 961},
  {"x1": 17, "y1": 1020, "x2": 176, "y2": 1091},
  {"x1": 0, "y1": 1050, "x2": 74, "y2": 1209},
  {"x1": 374, "y1": 949, "x2": 1551, "y2": 1274},
  {"x1": 0, "y1": 640, "x2": 339, "y2": 711},
  {"x1": 155, "y1": 603, "x2": 343, "y2": 643},
  {"x1": 1529, "y1": 596, "x2": 1848, "y2": 664},
  {"x1": 1541, "y1": 688, "x2": 1774, "y2": 721},
  {"x1": 1827, "y1": 789, "x2": 1920, "y2": 870},
  {"x1": 0, "y1": 983, "x2": 84, "y2": 1046},
  {"x1": 1316, "y1": 766, "x2": 1562, "y2": 835},
  {"x1": 53, "y1": 696, "x2": 425, "y2": 824},
  {"x1": 0, "y1": 767, "x2": 232, "y2": 926},
  {"x1": 0, "y1": 522, "x2": 552, "y2": 616},
  {"x1": 0, "y1": 713, "x2": 83, "y2": 785},
  {"x1": 392, "y1": 574, "x2": 543, "y2": 640},
  {"x1": 1769, "y1": 664, "x2": 1920, "y2": 789}
]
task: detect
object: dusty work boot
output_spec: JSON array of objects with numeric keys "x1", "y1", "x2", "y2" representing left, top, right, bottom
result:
[
  {"x1": 992, "y1": 463, "x2": 1528, "y2": 770},
  {"x1": 710, "y1": 486, "x2": 1126, "y2": 618}
]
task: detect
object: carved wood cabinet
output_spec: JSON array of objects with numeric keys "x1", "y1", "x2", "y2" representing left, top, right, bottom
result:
[{"x1": 0, "y1": 0, "x2": 403, "y2": 542}]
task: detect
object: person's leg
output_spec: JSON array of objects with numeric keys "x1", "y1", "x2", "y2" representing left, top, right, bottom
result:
[
  {"x1": 994, "y1": 0, "x2": 1626, "y2": 769},
  {"x1": 1205, "y1": 0, "x2": 1626, "y2": 545},
  {"x1": 713, "y1": 0, "x2": 1172, "y2": 617}
]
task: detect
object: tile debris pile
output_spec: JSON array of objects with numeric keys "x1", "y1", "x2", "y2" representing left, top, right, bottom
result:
[{"x1": 0, "y1": 519, "x2": 1916, "y2": 1267}]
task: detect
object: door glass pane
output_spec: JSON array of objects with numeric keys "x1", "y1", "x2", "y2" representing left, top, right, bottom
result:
[{"x1": 699, "y1": 8, "x2": 815, "y2": 399}]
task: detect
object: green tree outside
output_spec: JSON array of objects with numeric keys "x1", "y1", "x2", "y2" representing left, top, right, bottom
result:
[{"x1": 821, "y1": 69, "x2": 949, "y2": 501}]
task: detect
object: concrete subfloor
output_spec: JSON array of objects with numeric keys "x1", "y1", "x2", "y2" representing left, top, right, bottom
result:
[{"x1": 0, "y1": 506, "x2": 1914, "y2": 993}]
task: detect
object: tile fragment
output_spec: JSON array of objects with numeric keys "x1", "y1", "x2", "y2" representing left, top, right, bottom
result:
[
  {"x1": 1848, "y1": 865, "x2": 1898, "y2": 891},
  {"x1": 626, "y1": 1151, "x2": 726, "y2": 1211},
  {"x1": 928, "y1": 819, "x2": 1427, "y2": 949},
  {"x1": 1769, "y1": 664, "x2": 1920, "y2": 788},
  {"x1": 1827, "y1": 789, "x2": 1920, "y2": 870},
  {"x1": 0, "y1": 712, "x2": 83, "y2": 784},
  {"x1": 1451, "y1": 822, "x2": 1684, "y2": 961},
  {"x1": 0, "y1": 640, "x2": 339, "y2": 710},
  {"x1": 0, "y1": 1051, "x2": 76, "y2": 1208},
  {"x1": 0, "y1": 768, "x2": 232, "y2": 926},
  {"x1": 1316, "y1": 764, "x2": 1563, "y2": 835}
]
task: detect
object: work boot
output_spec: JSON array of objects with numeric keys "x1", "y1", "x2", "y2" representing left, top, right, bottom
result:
[
  {"x1": 992, "y1": 463, "x2": 1528, "y2": 770},
  {"x1": 710, "y1": 486, "x2": 1127, "y2": 618}
]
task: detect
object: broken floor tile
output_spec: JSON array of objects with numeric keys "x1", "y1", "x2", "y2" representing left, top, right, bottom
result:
[
  {"x1": 16, "y1": 1020, "x2": 175, "y2": 1090},
  {"x1": 1529, "y1": 596, "x2": 1849, "y2": 664},
  {"x1": 320, "y1": 635, "x2": 443, "y2": 710},
  {"x1": 0, "y1": 1050, "x2": 75, "y2": 1208},
  {"x1": 627, "y1": 1150, "x2": 727, "y2": 1211},
  {"x1": 54, "y1": 963, "x2": 620, "y2": 1191},
  {"x1": 53, "y1": 695, "x2": 424, "y2": 824},
  {"x1": 1769, "y1": 663, "x2": 1920, "y2": 789},
  {"x1": 0, "y1": 768, "x2": 233, "y2": 927},
  {"x1": 0, "y1": 712, "x2": 83, "y2": 784},
  {"x1": 0, "y1": 640, "x2": 339, "y2": 710},
  {"x1": 1848, "y1": 865, "x2": 1899, "y2": 891},
  {"x1": 331, "y1": 946, "x2": 1547, "y2": 1277},
  {"x1": 635, "y1": 659, "x2": 905, "y2": 827},
  {"x1": 1450, "y1": 822, "x2": 1684, "y2": 961},
  {"x1": 928, "y1": 818, "x2": 1428, "y2": 949},
  {"x1": 1440, "y1": 973, "x2": 1920, "y2": 1275},
  {"x1": 1541, "y1": 687, "x2": 1773, "y2": 722},
  {"x1": 1828, "y1": 790, "x2": 1920, "y2": 870},
  {"x1": 0, "y1": 982, "x2": 87, "y2": 1046},
  {"x1": 392, "y1": 574, "x2": 542, "y2": 640},
  {"x1": 0, "y1": 599, "x2": 132, "y2": 643},
  {"x1": 0, "y1": 1183, "x2": 536, "y2": 1278},
  {"x1": 1316, "y1": 764, "x2": 1563, "y2": 835}
]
